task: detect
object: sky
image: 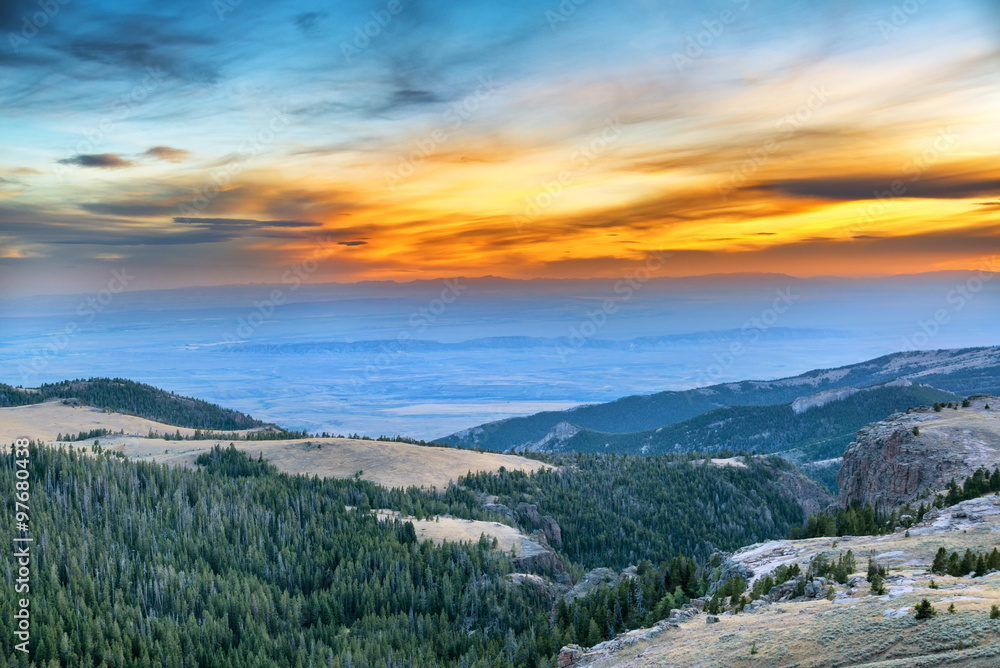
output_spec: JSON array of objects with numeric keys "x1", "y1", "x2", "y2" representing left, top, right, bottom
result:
[{"x1": 1, "y1": 0, "x2": 998, "y2": 295}]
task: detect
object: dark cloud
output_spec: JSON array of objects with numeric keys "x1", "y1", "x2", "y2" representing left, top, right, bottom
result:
[
  {"x1": 0, "y1": 0, "x2": 32, "y2": 31},
  {"x1": 81, "y1": 202, "x2": 178, "y2": 217},
  {"x1": 1, "y1": 215, "x2": 324, "y2": 248},
  {"x1": 60, "y1": 20, "x2": 220, "y2": 83},
  {"x1": 295, "y1": 12, "x2": 324, "y2": 33},
  {"x1": 143, "y1": 146, "x2": 190, "y2": 162},
  {"x1": 531, "y1": 225, "x2": 1000, "y2": 278},
  {"x1": 338, "y1": 240, "x2": 367, "y2": 246},
  {"x1": 759, "y1": 176, "x2": 1000, "y2": 201},
  {"x1": 58, "y1": 154, "x2": 134, "y2": 168},
  {"x1": 173, "y1": 217, "x2": 322, "y2": 231},
  {"x1": 389, "y1": 88, "x2": 440, "y2": 106}
]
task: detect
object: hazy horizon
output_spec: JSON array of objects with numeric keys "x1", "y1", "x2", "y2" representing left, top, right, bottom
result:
[{"x1": 4, "y1": 269, "x2": 997, "y2": 438}]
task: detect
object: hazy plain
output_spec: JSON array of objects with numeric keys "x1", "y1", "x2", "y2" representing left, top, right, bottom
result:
[{"x1": 2, "y1": 273, "x2": 997, "y2": 439}]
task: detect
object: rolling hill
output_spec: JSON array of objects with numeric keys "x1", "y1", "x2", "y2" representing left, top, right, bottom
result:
[{"x1": 0, "y1": 377, "x2": 266, "y2": 430}]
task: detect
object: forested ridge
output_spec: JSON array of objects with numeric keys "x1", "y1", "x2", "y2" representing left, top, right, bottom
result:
[
  {"x1": 0, "y1": 379, "x2": 264, "y2": 431},
  {"x1": 531, "y1": 383, "x2": 960, "y2": 463},
  {"x1": 461, "y1": 453, "x2": 815, "y2": 569}
]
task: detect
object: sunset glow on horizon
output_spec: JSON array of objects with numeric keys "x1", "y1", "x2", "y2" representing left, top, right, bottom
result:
[{"x1": 1, "y1": 0, "x2": 998, "y2": 295}]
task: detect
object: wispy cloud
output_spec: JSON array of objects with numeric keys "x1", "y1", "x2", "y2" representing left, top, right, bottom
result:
[{"x1": 143, "y1": 146, "x2": 190, "y2": 162}]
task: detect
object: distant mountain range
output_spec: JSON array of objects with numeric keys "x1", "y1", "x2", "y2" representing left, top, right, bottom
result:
[
  {"x1": 438, "y1": 346, "x2": 1000, "y2": 459},
  {"x1": 218, "y1": 328, "x2": 846, "y2": 353},
  {"x1": 511, "y1": 380, "x2": 957, "y2": 459}
]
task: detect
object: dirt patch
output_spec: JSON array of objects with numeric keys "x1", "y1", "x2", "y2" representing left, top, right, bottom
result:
[{"x1": 375, "y1": 510, "x2": 527, "y2": 552}]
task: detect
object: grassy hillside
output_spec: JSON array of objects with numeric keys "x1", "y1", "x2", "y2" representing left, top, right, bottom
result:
[
  {"x1": 0, "y1": 378, "x2": 265, "y2": 430},
  {"x1": 439, "y1": 346, "x2": 1000, "y2": 451},
  {"x1": 547, "y1": 383, "x2": 960, "y2": 463}
]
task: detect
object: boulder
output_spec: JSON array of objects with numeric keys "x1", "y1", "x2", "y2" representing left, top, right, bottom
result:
[
  {"x1": 565, "y1": 568, "x2": 618, "y2": 603},
  {"x1": 706, "y1": 615, "x2": 720, "y2": 624},
  {"x1": 483, "y1": 503, "x2": 517, "y2": 523},
  {"x1": 516, "y1": 503, "x2": 543, "y2": 526},
  {"x1": 883, "y1": 608, "x2": 909, "y2": 618},
  {"x1": 557, "y1": 645, "x2": 584, "y2": 668},
  {"x1": 541, "y1": 515, "x2": 563, "y2": 548},
  {"x1": 514, "y1": 539, "x2": 564, "y2": 575}
]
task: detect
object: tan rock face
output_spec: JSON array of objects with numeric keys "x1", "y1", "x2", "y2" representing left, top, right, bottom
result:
[{"x1": 838, "y1": 396, "x2": 1000, "y2": 509}]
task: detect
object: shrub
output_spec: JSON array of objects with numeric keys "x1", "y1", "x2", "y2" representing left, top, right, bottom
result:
[
  {"x1": 912, "y1": 426, "x2": 920, "y2": 436},
  {"x1": 991, "y1": 605, "x2": 1000, "y2": 620}
]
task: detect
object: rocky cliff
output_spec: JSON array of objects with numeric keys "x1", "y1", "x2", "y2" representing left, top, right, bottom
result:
[{"x1": 838, "y1": 395, "x2": 1000, "y2": 509}]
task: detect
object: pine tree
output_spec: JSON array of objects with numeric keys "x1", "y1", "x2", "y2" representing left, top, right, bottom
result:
[
  {"x1": 932, "y1": 547, "x2": 949, "y2": 575},
  {"x1": 914, "y1": 599, "x2": 936, "y2": 619}
]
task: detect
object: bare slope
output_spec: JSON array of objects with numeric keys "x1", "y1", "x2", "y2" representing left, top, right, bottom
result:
[
  {"x1": 578, "y1": 495, "x2": 1000, "y2": 667},
  {"x1": 0, "y1": 400, "x2": 215, "y2": 442}
]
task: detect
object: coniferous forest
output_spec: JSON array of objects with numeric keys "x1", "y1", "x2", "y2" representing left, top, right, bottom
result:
[
  {"x1": 461, "y1": 453, "x2": 810, "y2": 569},
  {"x1": 1, "y1": 444, "x2": 556, "y2": 667},
  {"x1": 0, "y1": 442, "x2": 826, "y2": 667}
]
